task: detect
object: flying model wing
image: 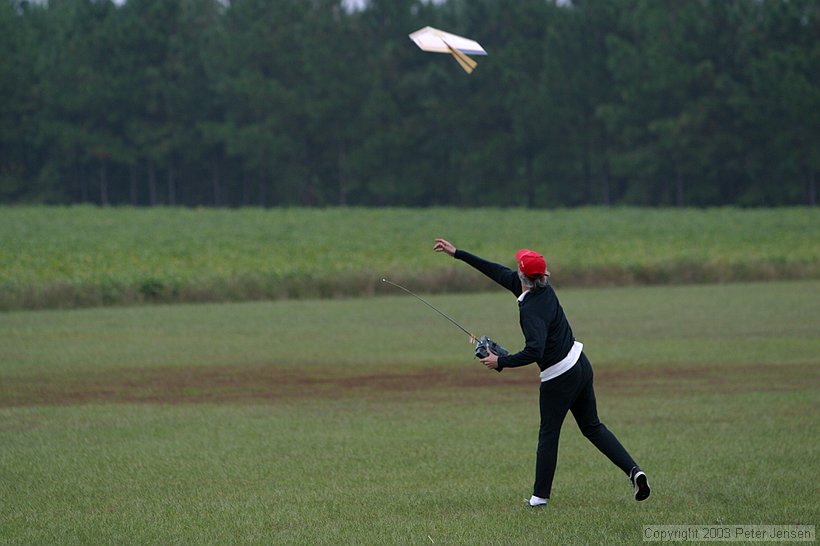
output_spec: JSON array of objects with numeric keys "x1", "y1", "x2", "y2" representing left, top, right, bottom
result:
[{"x1": 408, "y1": 26, "x2": 487, "y2": 74}]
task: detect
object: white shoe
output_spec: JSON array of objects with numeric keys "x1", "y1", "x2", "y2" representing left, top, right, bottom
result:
[
  {"x1": 629, "y1": 466, "x2": 650, "y2": 501},
  {"x1": 524, "y1": 495, "x2": 548, "y2": 507}
]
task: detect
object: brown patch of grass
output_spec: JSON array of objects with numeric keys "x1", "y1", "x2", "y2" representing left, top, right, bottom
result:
[
  {"x1": 0, "y1": 364, "x2": 524, "y2": 407},
  {"x1": 1, "y1": 361, "x2": 815, "y2": 408},
  {"x1": 595, "y1": 362, "x2": 819, "y2": 397}
]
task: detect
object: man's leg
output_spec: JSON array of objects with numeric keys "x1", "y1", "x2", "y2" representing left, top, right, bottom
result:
[
  {"x1": 532, "y1": 367, "x2": 577, "y2": 500},
  {"x1": 533, "y1": 417, "x2": 563, "y2": 500},
  {"x1": 569, "y1": 353, "x2": 637, "y2": 475}
]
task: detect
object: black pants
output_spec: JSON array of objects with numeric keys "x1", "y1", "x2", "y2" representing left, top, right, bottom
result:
[{"x1": 533, "y1": 352, "x2": 637, "y2": 499}]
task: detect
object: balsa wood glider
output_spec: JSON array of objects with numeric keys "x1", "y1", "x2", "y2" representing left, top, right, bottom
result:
[{"x1": 408, "y1": 26, "x2": 487, "y2": 74}]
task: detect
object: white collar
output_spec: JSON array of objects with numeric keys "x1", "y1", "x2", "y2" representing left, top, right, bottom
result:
[{"x1": 517, "y1": 289, "x2": 530, "y2": 303}]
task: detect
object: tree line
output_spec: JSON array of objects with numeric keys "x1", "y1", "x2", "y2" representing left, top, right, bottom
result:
[{"x1": 1, "y1": 0, "x2": 818, "y2": 208}]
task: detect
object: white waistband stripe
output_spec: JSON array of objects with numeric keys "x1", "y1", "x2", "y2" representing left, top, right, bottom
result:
[{"x1": 540, "y1": 341, "x2": 583, "y2": 382}]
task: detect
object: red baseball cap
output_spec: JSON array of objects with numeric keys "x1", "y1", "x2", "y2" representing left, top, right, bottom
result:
[{"x1": 515, "y1": 249, "x2": 548, "y2": 278}]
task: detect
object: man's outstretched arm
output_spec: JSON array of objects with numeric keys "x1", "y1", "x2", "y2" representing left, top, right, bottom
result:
[{"x1": 434, "y1": 238, "x2": 521, "y2": 296}]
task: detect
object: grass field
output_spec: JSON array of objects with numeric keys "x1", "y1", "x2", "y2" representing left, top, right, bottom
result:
[
  {"x1": 1, "y1": 206, "x2": 818, "y2": 309},
  {"x1": 1, "y1": 280, "x2": 818, "y2": 544}
]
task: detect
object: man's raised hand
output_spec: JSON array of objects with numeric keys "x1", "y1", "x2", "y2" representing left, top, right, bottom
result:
[{"x1": 433, "y1": 238, "x2": 456, "y2": 256}]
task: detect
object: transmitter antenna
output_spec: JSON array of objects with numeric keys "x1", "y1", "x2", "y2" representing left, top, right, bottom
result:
[{"x1": 382, "y1": 278, "x2": 476, "y2": 342}]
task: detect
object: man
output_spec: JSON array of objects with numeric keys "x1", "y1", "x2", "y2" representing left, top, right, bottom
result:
[{"x1": 433, "y1": 238, "x2": 650, "y2": 507}]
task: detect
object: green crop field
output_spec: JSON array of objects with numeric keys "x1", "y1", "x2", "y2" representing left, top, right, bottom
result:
[
  {"x1": 1, "y1": 280, "x2": 818, "y2": 544},
  {"x1": 1, "y1": 206, "x2": 818, "y2": 310}
]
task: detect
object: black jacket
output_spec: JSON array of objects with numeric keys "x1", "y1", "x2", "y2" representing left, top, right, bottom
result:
[{"x1": 454, "y1": 249, "x2": 575, "y2": 372}]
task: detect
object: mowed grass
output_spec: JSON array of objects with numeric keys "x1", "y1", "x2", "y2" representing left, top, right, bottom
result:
[
  {"x1": 1, "y1": 281, "x2": 818, "y2": 544},
  {"x1": 1, "y1": 206, "x2": 818, "y2": 309}
]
